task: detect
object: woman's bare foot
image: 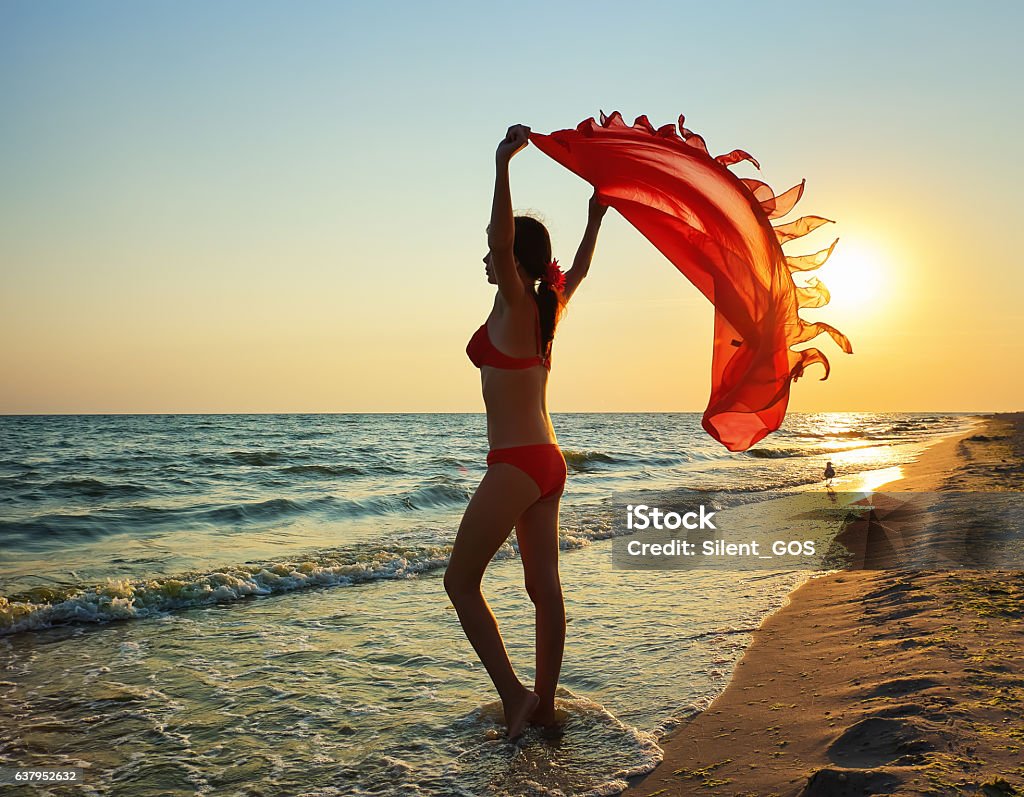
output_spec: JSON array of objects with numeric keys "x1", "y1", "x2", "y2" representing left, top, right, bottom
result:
[
  {"x1": 529, "y1": 702, "x2": 564, "y2": 728},
  {"x1": 504, "y1": 688, "x2": 540, "y2": 740}
]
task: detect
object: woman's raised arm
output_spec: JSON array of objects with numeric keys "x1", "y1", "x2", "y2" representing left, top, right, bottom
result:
[
  {"x1": 488, "y1": 124, "x2": 531, "y2": 304},
  {"x1": 562, "y1": 192, "x2": 608, "y2": 302}
]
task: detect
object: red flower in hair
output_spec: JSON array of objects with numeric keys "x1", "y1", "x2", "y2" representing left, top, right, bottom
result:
[{"x1": 541, "y1": 258, "x2": 565, "y2": 292}]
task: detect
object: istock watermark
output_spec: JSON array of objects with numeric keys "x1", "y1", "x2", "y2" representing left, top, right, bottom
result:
[
  {"x1": 610, "y1": 491, "x2": 1024, "y2": 571},
  {"x1": 625, "y1": 504, "x2": 718, "y2": 531}
]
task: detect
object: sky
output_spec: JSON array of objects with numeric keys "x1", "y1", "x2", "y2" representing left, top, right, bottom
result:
[{"x1": 2, "y1": 0, "x2": 1022, "y2": 414}]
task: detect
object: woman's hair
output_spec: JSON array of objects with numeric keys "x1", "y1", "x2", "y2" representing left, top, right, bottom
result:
[{"x1": 513, "y1": 215, "x2": 566, "y2": 358}]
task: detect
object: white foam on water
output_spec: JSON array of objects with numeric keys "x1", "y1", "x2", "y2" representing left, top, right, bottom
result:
[{"x1": 440, "y1": 687, "x2": 663, "y2": 797}]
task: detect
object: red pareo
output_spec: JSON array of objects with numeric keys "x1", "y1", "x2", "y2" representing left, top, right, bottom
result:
[{"x1": 529, "y1": 112, "x2": 852, "y2": 452}]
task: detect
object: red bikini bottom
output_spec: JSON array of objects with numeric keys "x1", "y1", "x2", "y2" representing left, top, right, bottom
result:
[{"x1": 486, "y1": 443, "x2": 567, "y2": 500}]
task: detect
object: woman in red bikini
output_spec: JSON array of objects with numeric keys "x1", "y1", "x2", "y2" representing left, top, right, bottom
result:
[{"x1": 444, "y1": 124, "x2": 607, "y2": 740}]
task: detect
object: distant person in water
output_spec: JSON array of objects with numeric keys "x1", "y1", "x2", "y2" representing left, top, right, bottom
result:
[
  {"x1": 824, "y1": 461, "x2": 836, "y2": 487},
  {"x1": 444, "y1": 124, "x2": 608, "y2": 740}
]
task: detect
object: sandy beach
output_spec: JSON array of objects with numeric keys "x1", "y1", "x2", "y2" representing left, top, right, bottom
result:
[{"x1": 627, "y1": 414, "x2": 1024, "y2": 797}]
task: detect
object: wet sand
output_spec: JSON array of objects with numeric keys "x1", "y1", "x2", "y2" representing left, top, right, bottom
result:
[{"x1": 626, "y1": 414, "x2": 1024, "y2": 796}]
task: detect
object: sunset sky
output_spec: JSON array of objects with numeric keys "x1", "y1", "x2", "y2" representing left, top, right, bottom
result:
[{"x1": 2, "y1": 1, "x2": 1022, "y2": 414}]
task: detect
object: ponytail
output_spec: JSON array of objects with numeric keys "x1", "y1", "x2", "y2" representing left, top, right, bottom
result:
[
  {"x1": 513, "y1": 215, "x2": 565, "y2": 357},
  {"x1": 533, "y1": 279, "x2": 566, "y2": 359}
]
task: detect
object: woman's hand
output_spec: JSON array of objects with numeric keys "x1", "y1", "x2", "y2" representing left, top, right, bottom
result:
[
  {"x1": 496, "y1": 124, "x2": 531, "y2": 165},
  {"x1": 588, "y1": 191, "x2": 609, "y2": 219}
]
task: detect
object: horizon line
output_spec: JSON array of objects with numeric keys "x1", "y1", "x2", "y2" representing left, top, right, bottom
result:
[{"x1": 0, "y1": 410, "x2": 1007, "y2": 418}]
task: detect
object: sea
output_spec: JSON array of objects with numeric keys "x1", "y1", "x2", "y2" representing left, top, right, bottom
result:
[{"x1": 0, "y1": 412, "x2": 978, "y2": 796}]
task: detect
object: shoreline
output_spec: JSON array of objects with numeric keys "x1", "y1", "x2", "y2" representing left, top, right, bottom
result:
[{"x1": 625, "y1": 413, "x2": 1024, "y2": 796}]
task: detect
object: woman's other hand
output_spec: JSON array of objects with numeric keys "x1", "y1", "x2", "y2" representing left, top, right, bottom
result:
[
  {"x1": 588, "y1": 191, "x2": 609, "y2": 219},
  {"x1": 496, "y1": 124, "x2": 531, "y2": 164}
]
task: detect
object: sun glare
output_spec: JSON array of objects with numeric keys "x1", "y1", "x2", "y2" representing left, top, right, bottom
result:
[{"x1": 806, "y1": 239, "x2": 889, "y2": 312}]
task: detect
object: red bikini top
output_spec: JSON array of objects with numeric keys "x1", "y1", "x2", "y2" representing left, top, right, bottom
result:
[{"x1": 467, "y1": 305, "x2": 551, "y2": 371}]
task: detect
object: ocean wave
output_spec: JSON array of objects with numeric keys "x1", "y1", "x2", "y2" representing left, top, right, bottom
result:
[
  {"x1": 193, "y1": 450, "x2": 287, "y2": 467},
  {"x1": 790, "y1": 430, "x2": 889, "y2": 441},
  {"x1": 0, "y1": 479, "x2": 476, "y2": 544},
  {"x1": 280, "y1": 464, "x2": 364, "y2": 477},
  {"x1": 399, "y1": 482, "x2": 470, "y2": 510},
  {"x1": 745, "y1": 444, "x2": 876, "y2": 459},
  {"x1": 562, "y1": 449, "x2": 618, "y2": 471},
  {"x1": 42, "y1": 477, "x2": 152, "y2": 498},
  {"x1": 432, "y1": 456, "x2": 471, "y2": 469},
  {"x1": 341, "y1": 481, "x2": 471, "y2": 516},
  {"x1": 0, "y1": 459, "x2": 37, "y2": 472},
  {"x1": 0, "y1": 497, "x2": 320, "y2": 541},
  {"x1": 191, "y1": 453, "x2": 404, "y2": 476},
  {"x1": 200, "y1": 497, "x2": 312, "y2": 523},
  {"x1": 0, "y1": 513, "x2": 121, "y2": 541},
  {"x1": 0, "y1": 508, "x2": 642, "y2": 637},
  {"x1": 224, "y1": 450, "x2": 286, "y2": 466},
  {"x1": 745, "y1": 447, "x2": 807, "y2": 459},
  {"x1": 0, "y1": 543, "x2": 462, "y2": 636}
]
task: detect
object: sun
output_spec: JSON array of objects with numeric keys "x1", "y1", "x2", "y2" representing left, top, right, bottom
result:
[{"x1": 806, "y1": 238, "x2": 889, "y2": 312}]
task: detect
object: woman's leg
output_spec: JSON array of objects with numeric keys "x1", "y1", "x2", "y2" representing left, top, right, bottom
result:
[
  {"x1": 444, "y1": 463, "x2": 542, "y2": 737},
  {"x1": 514, "y1": 493, "x2": 565, "y2": 726}
]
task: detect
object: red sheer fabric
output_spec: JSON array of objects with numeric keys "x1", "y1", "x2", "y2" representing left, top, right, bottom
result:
[{"x1": 529, "y1": 112, "x2": 852, "y2": 451}]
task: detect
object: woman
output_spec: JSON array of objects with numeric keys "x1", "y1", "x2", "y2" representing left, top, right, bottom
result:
[{"x1": 443, "y1": 124, "x2": 607, "y2": 739}]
